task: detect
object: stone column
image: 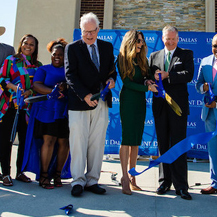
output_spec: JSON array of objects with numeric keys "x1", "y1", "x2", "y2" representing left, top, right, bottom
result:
[
  {"x1": 103, "y1": 0, "x2": 114, "y2": 29},
  {"x1": 205, "y1": 0, "x2": 215, "y2": 32}
]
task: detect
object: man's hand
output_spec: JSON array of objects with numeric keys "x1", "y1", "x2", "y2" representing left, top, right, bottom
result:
[
  {"x1": 106, "y1": 78, "x2": 115, "y2": 89},
  {"x1": 205, "y1": 101, "x2": 216, "y2": 108},
  {"x1": 203, "y1": 82, "x2": 209, "y2": 92},
  {"x1": 84, "y1": 93, "x2": 98, "y2": 107},
  {"x1": 154, "y1": 70, "x2": 169, "y2": 81}
]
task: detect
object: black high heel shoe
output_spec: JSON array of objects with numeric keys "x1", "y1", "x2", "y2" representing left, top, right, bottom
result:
[
  {"x1": 39, "y1": 172, "x2": 54, "y2": 189},
  {"x1": 53, "y1": 171, "x2": 62, "y2": 187}
]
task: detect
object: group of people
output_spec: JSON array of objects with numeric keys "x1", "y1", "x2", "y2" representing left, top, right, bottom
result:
[{"x1": 0, "y1": 12, "x2": 216, "y2": 200}]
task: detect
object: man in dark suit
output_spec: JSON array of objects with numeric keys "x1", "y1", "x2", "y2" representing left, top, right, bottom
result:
[
  {"x1": 65, "y1": 12, "x2": 116, "y2": 197},
  {"x1": 0, "y1": 26, "x2": 15, "y2": 181},
  {"x1": 0, "y1": 26, "x2": 15, "y2": 67},
  {"x1": 149, "y1": 25, "x2": 194, "y2": 200}
]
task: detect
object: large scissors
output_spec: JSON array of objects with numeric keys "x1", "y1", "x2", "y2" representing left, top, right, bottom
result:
[
  {"x1": 90, "y1": 81, "x2": 110, "y2": 101},
  {"x1": 154, "y1": 73, "x2": 182, "y2": 116},
  {"x1": 24, "y1": 84, "x2": 62, "y2": 103},
  {"x1": 10, "y1": 83, "x2": 25, "y2": 142}
]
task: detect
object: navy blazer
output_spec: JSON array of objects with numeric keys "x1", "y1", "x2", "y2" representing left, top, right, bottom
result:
[
  {"x1": 149, "y1": 47, "x2": 194, "y2": 117},
  {"x1": 65, "y1": 39, "x2": 117, "y2": 110}
]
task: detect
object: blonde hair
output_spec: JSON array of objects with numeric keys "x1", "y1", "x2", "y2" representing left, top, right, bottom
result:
[{"x1": 118, "y1": 30, "x2": 148, "y2": 80}]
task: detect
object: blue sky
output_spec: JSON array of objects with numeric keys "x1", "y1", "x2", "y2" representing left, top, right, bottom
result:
[{"x1": 0, "y1": 0, "x2": 18, "y2": 45}]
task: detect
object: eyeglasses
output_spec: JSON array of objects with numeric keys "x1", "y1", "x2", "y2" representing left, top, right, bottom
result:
[
  {"x1": 136, "y1": 39, "x2": 145, "y2": 44},
  {"x1": 82, "y1": 28, "x2": 98, "y2": 35},
  {"x1": 212, "y1": 44, "x2": 217, "y2": 48}
]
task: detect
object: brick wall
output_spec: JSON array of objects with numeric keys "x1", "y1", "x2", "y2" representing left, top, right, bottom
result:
[
  {"x1": 80, "y1": 0, "x2": 104, "y2": 28},
  {"x1": 113, "y1": 0, "x2": 205, "y2": 32}
]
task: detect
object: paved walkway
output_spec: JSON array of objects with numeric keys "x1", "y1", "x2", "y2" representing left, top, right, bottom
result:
[{"x1": 0, "y1": 145, "x2": 217, "y2": 217}]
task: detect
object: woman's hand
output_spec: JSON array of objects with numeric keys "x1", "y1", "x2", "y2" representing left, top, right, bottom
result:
[
  {"x1": 22, "y1": 89, "x2": 33, "y2": 98},
  {"x1": 58, "y1": 82, "x2": 67, "y2": 91},
  {"x1": 148, "y1": 84, "x2": 158, "y2": 92},
  {"x1": 145, "y1": 79, "x2": 155, "y2": 86}
]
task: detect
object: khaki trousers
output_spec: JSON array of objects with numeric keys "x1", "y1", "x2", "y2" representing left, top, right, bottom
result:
[{"x1": 68, "y1": 99, "x2": 108, "y2": 187}]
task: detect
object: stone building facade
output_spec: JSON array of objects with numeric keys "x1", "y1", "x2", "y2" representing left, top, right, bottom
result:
[{"x1": 113, "y1": 0, "x2": 206, "y2": 31}]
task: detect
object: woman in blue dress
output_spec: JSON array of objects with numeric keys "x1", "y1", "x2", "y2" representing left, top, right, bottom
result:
[{"x1": 22, "y1": 39, "x2": 70, "y2": 189}]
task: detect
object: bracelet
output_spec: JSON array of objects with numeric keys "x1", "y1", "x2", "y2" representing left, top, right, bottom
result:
[{"x1": 29, "y1": 89, "x2": 33, "y2": 95}]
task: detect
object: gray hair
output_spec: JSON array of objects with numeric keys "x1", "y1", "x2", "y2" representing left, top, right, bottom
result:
[
  {"x1": 80, "y1": 12, "x2": 100, "y2": 30},
  {"x1": 162, "y1": 25, "x2": 178, "y2": 37}
]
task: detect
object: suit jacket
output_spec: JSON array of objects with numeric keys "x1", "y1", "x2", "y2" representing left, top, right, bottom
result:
[
  {"x1": 0, "y1": 43, "x2": 15, "y2": 67},
  {"x1": 149, "y1": 47, "x2": 194, "y2": 117},
  {"x1": 65, "y1": 39, "x2": 117, "y2": 111},
  {"x1": 196, "y1": 54, "x2": 217, "y2": 121}
]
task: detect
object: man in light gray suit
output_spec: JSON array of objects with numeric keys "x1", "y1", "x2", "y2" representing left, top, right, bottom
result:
[
  {"x1": 0, "y1": 26, "x2": 15, "y2": 67},
  {"x1": 0, "y1": 26, "x2": 15, "y2": 180},
  {"x1": 196, "y1": 34, "x2": 217, "y2": 194}
]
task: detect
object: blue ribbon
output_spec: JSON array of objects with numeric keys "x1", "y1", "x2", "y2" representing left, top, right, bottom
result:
[
  {"x1": 10, "y1": 83, "x2": 24, "y2": 142},
  {"x1": 60, "y1": 204, "x2": 73, "y2": 215},
  {"x1": 204, "y1": 83, "x2": 215, "y2": 105},
  {"x1": 153, "y1": 73, "x2": 165, "y2": 99},
  {"x1": 129, "y1": 129, "x2": 217, "y2": 176},
  {"x1": 100, "y1": 81, "x2": 110, "y2": 101}
]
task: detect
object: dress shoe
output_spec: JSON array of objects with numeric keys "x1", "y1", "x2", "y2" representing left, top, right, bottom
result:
[
  {"x1": 176, "y1": 189, "x2": 192, "y2": 200},
  {"x1": 156, "y1": 184, "x2": 170, "y2": 195},
  {"x1": 201, "y1": 186, "x2": 217, "y2": 194},
  {"x1": 71, "y1": 184, "x2": 83, "y2": 196},
  {"x1": 84, "y1": 184, "x2": 106, "y2": 194}
]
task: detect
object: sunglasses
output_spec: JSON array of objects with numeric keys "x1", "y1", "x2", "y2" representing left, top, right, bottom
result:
[
  {"x1": 136, "y1": 39, "x2": 145, "y2": 44},
  {"x1": 212, "y1": 44, "x2": 217, "y2": 48}
]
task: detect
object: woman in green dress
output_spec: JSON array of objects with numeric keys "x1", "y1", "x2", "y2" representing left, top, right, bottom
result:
[{"x1": 118, "y1": 30, "x2": 157, "y2": 195}]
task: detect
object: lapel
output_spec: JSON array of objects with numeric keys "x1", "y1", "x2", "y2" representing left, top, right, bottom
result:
[
  {"x1": 168, "y1": 47, "x2": 180, "y2": 72},
  {"x1": 159, "y1": 49, "x2": 165, "y2": 71},
  {"x1": 79, "y1": 40, "x2": 99, "y2": 72}
]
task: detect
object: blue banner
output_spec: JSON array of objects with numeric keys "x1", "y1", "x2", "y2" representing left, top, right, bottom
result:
[{"x1": 73, "y1": 29, "x2": 216, "y2": 159}]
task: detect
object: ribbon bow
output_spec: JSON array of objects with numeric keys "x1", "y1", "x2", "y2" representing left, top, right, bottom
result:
[{"x1": 60, "y1": 204, "x2": 73, "y2": 215}]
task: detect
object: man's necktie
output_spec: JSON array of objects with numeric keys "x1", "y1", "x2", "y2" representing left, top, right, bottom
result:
[
  {"x1": 90, "y1": 44, "x2": 99, "y2": 71},
  {"x1": 213, "y1": 59, "x2": 217, "y2": 81},
  {"x1": 165, "y1": 51, "x2": 171, "y2": 72}
]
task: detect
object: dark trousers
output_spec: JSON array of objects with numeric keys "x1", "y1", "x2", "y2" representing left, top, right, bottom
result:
[
  {"x1": 0, "y1": 107, "x2": 27, "y2": 176},
  {"x1": 154, "y1": 102, "x2": 189, "y2": 191}
]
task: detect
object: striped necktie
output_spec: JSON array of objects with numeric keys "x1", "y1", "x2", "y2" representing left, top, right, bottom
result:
[
  {"x1": 165, "y1": 51, "x2": 171, "y2": 72},
  {"x1": 90, "y1": 44, "x2": 99, "y2": 71}
]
